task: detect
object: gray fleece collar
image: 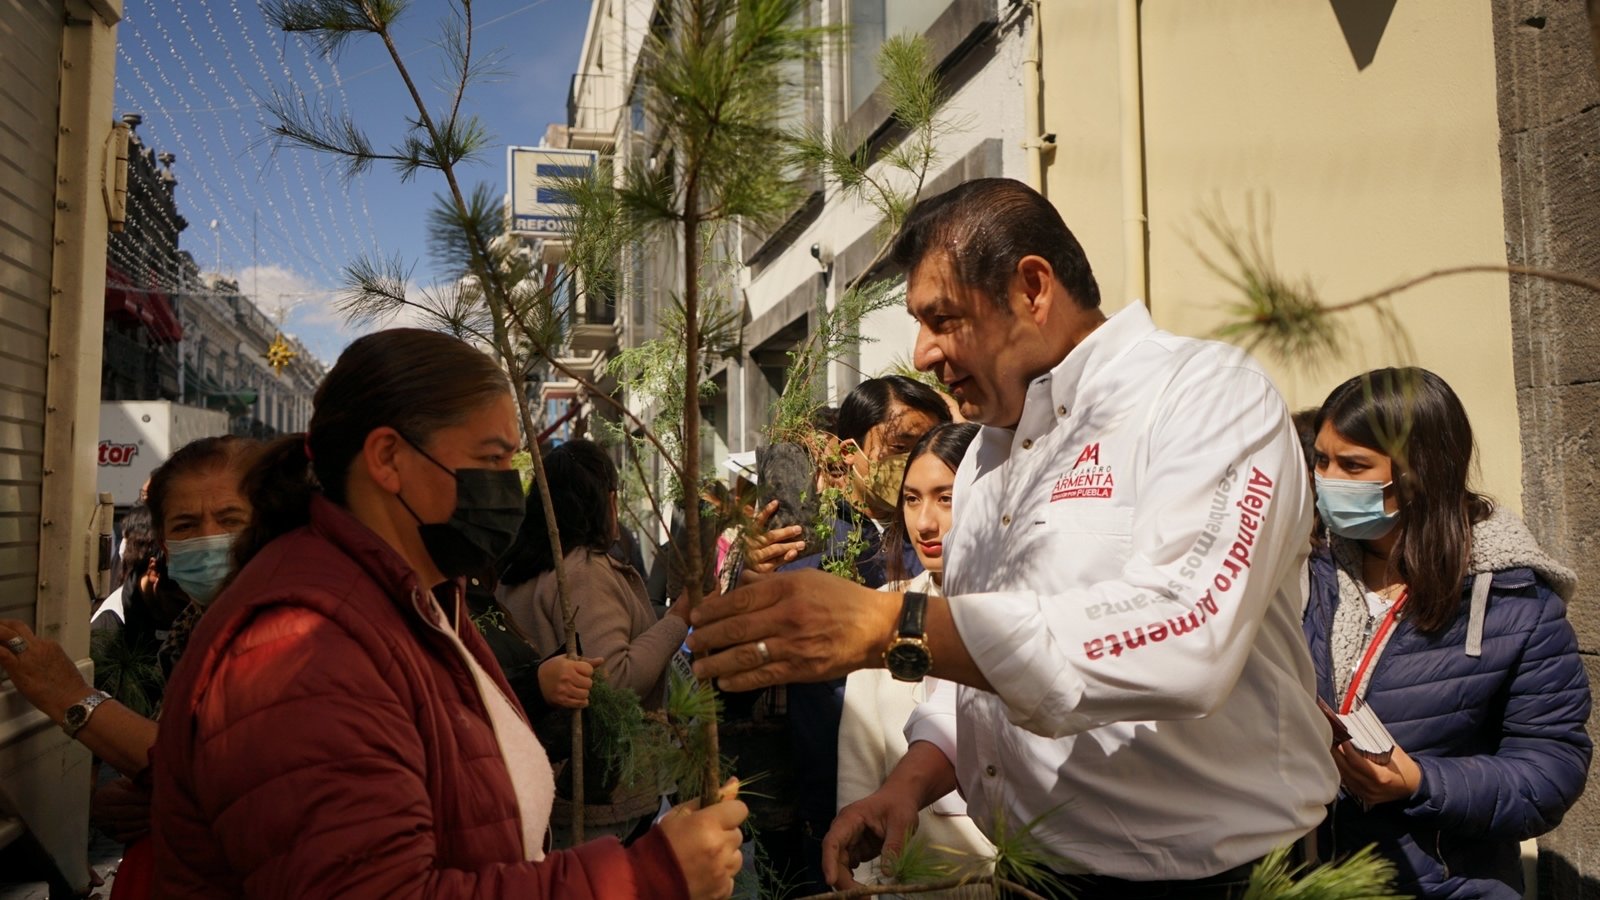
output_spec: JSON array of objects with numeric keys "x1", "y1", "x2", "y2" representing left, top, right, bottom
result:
[{"x1": 1470, "y1": 507, "x2": 1577, "y2": 602}]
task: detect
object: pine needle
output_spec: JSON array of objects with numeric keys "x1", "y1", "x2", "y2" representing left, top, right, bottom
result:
[{"x1": 1240, "y1": 845, "x2": 1406, "y2": 899}]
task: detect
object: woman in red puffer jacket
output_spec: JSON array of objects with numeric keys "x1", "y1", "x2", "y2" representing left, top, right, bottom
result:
[{"x1": 151, "y1": 328, "x2": 746, "y2": 899}]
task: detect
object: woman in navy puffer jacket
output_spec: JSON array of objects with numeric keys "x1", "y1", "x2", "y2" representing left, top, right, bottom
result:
[{"x1": 1302, "y1": 367, "x2": 1591, "y2": 900}]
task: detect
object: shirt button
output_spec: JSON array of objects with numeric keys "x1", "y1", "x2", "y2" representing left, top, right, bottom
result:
[
  {"x1": 1001, "y1": 514, "x2": 1012, "y2": 526},
  {"x1": 1022, "y1": 438, "x2": 1033, "y2": 450},
  {"x1": 1057, "y1": 405, "x2": 1067, "y2": 416},
  {"x1": 985, "y1": 765, "x2": 997, "y2": 777}
]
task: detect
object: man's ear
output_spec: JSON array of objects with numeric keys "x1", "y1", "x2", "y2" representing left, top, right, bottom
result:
[
  {"x1": 363, "y1": 426, "x2": 406, "y2": 495},
  {"x1": 1015, "y1": 255, "x2": 1059, "y2": 326}
]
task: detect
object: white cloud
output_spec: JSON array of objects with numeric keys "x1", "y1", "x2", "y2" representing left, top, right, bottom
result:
[{"x1": 231, "y1": 264, "x2": 470, "y2": 366}]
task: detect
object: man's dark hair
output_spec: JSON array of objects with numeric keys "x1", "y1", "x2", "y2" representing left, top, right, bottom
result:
[{"x1": 891, "y1": 177, "x2": 1100, "y2": 310}]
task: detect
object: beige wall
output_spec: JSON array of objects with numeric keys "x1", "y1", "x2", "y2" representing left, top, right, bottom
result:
[{"x1": 1042, "y1": 1, "x2": 1522, "y2": 510}]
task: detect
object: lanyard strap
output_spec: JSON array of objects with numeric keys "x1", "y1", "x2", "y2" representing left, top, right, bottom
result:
[{"x1": 1340, "y1": 589, "x2": 1407, "y2": 715}]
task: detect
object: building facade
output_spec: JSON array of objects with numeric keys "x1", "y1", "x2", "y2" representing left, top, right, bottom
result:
[
  {"x1": 175, "y1": 272, "x2": 323, "y2": 438},
  {"x1": 548, "y1": 0, "x2": 1032, "y2": 543},
  {"x1": 101, "y1": 113, "x2": 185, "y2": 402},
  {"x1": 1037, "y1": 4, "x2": 1597, "y2": 893},
  {"x1": 97, "y1": 110, "x2": 322, "y2": 437}
]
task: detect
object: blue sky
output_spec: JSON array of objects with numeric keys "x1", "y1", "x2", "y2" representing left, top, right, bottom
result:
[{"x1": 113, "y1": 0, "x2": 592, "y2": 364}]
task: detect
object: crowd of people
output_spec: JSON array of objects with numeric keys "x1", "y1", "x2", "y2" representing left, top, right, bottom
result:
[{"x1": 0, "y1": 177, "x2": 1590, "y2": 900}]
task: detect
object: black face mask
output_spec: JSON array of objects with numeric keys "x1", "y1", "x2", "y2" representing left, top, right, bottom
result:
[{"x1": 395, "y1": 435, "x2": 526, "y2": 584}]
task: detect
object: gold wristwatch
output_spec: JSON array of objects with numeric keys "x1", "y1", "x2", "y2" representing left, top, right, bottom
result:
[{"x1": 884, "y1": 590, "x2": 933, "y2": 682}]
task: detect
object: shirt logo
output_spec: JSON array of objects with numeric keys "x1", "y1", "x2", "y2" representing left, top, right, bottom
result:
[{"x1": 1051, "y1": 442, "x2": 1115, "y2": 501}]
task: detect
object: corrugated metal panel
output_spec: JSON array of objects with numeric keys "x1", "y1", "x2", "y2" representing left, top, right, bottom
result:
[{"x1": 0, "y1": 0, "x2": 62, "y2": 628}]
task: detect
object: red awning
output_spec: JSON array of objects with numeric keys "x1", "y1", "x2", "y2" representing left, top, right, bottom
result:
[{"x1": 105, "y1": 265, "x2": 183, "y2": 343}]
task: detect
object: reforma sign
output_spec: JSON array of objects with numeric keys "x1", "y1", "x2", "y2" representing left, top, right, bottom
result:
[{"x1": 507, "y1": 146, "x2": 598, "y2": 238}]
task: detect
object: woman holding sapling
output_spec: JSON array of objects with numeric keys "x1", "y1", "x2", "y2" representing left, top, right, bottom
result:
[
  {"x1": 500, "y1": 438, "x2": 691, "y2": 844},
  {"x1": 150, "y1": 329, "x2": 745, "y2": 900},
  {"x1": 1303, "y1": 367, "x2": 1590, "y2": 900}
]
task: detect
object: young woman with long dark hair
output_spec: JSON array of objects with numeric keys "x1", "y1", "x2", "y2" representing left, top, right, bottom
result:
[
  {"x1": 837, "y1": 422, "x2": 992, "y2": 891},
  {"x1": 1303, "y1": 367, "x2": 1590, "y2": 899},
  {"x1": 149, "y1": 329, "x2": 746, "y2": 900}
]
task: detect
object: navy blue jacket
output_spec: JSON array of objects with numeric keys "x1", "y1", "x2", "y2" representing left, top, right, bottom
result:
[{"x1": 1303, "y1": 524, "x2": 1591, "y2": 899}]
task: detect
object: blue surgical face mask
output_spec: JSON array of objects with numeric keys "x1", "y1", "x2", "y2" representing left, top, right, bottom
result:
[
  {"x1": 1314, "y1": 474, "x2": 1399, "y2": 541},
  {"x1": 165, "y1": 532, "x2": 237, "y2": 605}
]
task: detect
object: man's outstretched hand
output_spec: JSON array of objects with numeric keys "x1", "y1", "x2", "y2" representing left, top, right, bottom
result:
[{"x1": 686, "y1": 568, "x2": 898, "y2": 692}]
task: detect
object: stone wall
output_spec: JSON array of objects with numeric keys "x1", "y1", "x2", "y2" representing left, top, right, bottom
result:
[{"x1": 1492, "y1": 2, "x2": 1600, "y2": 896}]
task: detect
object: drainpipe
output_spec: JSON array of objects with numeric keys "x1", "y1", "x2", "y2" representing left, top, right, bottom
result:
[
  {"x1": 1021, "y1": 0, "x2": 1054, "y2": 191},
  {"x1": 1118, "y1": 0, "x2": 1149, "y2": 305}
]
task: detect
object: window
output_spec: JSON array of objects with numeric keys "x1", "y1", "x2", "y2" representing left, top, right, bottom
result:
[{"x1": 846, "y1": 0, "x2": 955, "y2": 114}]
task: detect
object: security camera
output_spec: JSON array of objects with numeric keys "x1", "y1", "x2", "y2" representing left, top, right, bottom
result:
[{"x1": 810, "y1": 242, "x2": 834, "y2": 272}]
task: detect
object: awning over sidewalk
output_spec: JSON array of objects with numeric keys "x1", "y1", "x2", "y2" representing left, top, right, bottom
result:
[{"x1": 105, "y1": 265, "x2": 183, "y2": 343}]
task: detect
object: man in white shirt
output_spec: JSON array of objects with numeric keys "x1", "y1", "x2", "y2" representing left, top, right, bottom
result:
[{"x1": 688, "y1": 178, "x2": 1337, "y2": 897}]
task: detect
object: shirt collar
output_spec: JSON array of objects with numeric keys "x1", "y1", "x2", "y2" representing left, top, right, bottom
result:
[{"x1": 1039, "y1": 301, "x2": 1158, "y2": 419}]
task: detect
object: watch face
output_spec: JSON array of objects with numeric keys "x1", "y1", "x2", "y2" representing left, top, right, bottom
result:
[
  {"x1": 65, "y1": 705, "x2": 87, "y2": 729},
  {"x1": 886, "y1": 642, "x2": 932, "y2": 680}
]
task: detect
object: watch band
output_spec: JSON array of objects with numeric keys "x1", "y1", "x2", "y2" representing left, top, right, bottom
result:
[
  {"x1": 898, "y1": 591, "x2": 929, "y2": 640},
  {"x1": 62, "y1": 690, "x2": 112, "y2": 739}
]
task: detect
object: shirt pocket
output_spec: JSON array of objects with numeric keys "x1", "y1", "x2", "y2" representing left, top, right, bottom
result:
[
  {"x1": 1035, "y1": 505, "x2": 1134, "y2": 536},
  {"x1": 1029, "y1": 506, "x2": 1135, "y2": 585}
]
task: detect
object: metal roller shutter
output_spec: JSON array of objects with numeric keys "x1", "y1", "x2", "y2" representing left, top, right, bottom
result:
[{"x1": 0, "y1": 0, "x2": 64, "y2": 628}]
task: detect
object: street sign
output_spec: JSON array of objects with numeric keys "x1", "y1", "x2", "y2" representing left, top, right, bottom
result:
[{"x1": 507, "y1": 146, "x2": 598, "y2": 239}]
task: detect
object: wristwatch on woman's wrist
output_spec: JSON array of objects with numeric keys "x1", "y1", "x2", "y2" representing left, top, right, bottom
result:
[
  {"x1": 62, "y1": 690, "x2": 112, "y2": 738},
  {"x1": 884, "y1": 591, "x2": 933, "y2": 682}
]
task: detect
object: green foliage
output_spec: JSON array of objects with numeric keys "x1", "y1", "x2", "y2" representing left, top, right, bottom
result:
[
  {"x1": 985, "y1": 807, "x2": 1074, "y2": 897},
  {"x1": 1241, "y1": 845, "x2": 1405, "y2": 900},
  {"x1": 511, "y1": 450, "x2": 535, "y2": 493},
  {"x1": 591, "y1": 666, "x2": 737, "y2": 801},
  {"x1": 637, "y1": 0, "x2": 834, "y2": 231},
  {"x1": 1199, "y1": 205, "x2": 1345, "y2": 367},
  {"x1": 768, "y1": 278, "x2": 905, "y2": 443},
  {"x1": 261, "y1": 0, "x2": 403, "y2": 58},
  {"x1": 881, "y1": 830, "x2": 968, "y2": 887},
  {"x1": 90, "y1": 626, "x2": 164, "y2": 719},
  {"x1": 587, "y1": 677, "x2": 653, "y2": 789},
  {"x1": 1199, "y1": 202, "x2": 1415, "y2": 371},
  {"x1": 263, "y1": 1, "x2": 492, "y2": 183},
  {"x1": 788, "y1": 35, "x2": 955, "y2": 246},
  {"x1": 811, "y1": 483, "x2": 873, "y2": 584}
]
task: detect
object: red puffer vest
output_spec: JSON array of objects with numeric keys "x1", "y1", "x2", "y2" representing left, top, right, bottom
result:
[{"x1": 151, "y1": 495, "x2": 686, "y2": 899}]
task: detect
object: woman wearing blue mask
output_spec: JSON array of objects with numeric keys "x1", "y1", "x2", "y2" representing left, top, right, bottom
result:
[
  {"x1": 0, "y1": 435, "x2": 260, "y2": 896},
  {"x1": 0, "y1": 436, "x2": 258, "y2": 776},
  {"x1": 1303, "y1": 367, "x2": 1591, "y2": 899}
]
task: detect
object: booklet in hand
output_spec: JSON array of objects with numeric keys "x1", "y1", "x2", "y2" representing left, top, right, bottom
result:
[{"x1": 1317, "y1": 696, "x2": 1395, "y2": 765}]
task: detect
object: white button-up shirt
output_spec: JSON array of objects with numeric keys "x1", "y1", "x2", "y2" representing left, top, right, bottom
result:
[{"x1": 906, "y1": 302, "x2": 1337, "y2": 880}]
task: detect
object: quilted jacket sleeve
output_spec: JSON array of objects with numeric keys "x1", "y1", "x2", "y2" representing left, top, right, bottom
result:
[
  {"x1": 1404, "y1": 590, "x2": 1593, "y2": 839},
  {"x1": 190, "y1": 606, "x2": 684, "y2": 900},
  {"x1": 568, "y1": 553, "x2": 688, "y2": 698}
]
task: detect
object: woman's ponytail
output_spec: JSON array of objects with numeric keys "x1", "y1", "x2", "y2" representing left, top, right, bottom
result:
[{"x1": 232, "y1": 433, "x2": 317, "y2": 571}]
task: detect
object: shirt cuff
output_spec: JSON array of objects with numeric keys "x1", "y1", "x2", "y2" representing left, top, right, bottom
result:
[
  {"x1": 905, "y1": 708, "x2": 957, "y2": 765},
  {"x1": 946, "y1": 590, "x2": 1092, "y2": 737}
]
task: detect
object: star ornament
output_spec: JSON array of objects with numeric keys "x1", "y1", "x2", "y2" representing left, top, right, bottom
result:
[{"x1": 264, "y1": 333, "x2": 297, "y2": 375}]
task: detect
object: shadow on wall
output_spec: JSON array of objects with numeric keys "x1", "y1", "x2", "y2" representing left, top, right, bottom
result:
[
  {"x1": 1329, "y1": 0, "x2": 1398, "y2": 70},
  {"x1": 1540, "y1": 851, "x2": 1600, "y2": 900}
]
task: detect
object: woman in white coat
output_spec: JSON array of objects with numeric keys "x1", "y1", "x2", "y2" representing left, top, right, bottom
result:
[{"x1": 836, "y1": 422, "x2": 992, "y2": 892}]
